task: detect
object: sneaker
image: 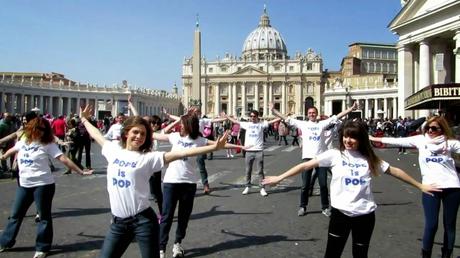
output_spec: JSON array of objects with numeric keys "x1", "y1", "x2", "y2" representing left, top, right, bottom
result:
[
  {"x1": 35, "y1": 214, "x2": 40, "y2": 223},
  {"x1": 160, "y1": 250, "x2": 165, "y2": 258},
  {"x1": 322, "y1": 208, "x2": 331, "y2": 217},
  {"x1": 0, "y1": 246, "x2": 9, "y2": 252},
  {"x1": 297, "y1": 207, "x2": 306, "y2": 216},
  {"x1": 172, "y1": 243, "x2": 184, "y2": 258},
  {"x1": 230, "y1": 154, "x2": 234, "y2": 158},
  {"x1": 242, "y1": 186, "x2": 250, "y2": 195},
  {"x1": 260, "y1": 188, "x2": 268, "y2": 197},
  {"x1": 33, "y1": 251, "x2": 48, "y2": 258}
]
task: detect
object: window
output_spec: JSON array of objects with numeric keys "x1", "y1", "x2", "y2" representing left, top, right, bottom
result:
[
  {"x1": 274, "y1": 66, "x2": 280, "y2": 71},
  {"x1": 307, "y1": 63, "x2": 313, "y2": 70},
  {"x1": 289, "y1": 66, "x2": 294, "y2": 71},
  {"x1": 221, "y1": 67, "x2": 227, "y2": 72},
  {"x1": 259, "y1": 66, "x2": 263, "y2": 71},
  {"x1": 208, "y1": 67, "x2": 213, "y2": 73}
]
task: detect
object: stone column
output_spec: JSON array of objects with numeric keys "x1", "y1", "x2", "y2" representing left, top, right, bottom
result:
[
  {"x1": 268, "y1": 82, "x2": 273, "y2": 116},
  {"x1": 393, "y1": 97, "x2": 397, "y2": 119},
  {"x1": 17, "y1": 94, "x2": 23, "y2": 114},
  {"x1": 295, "y1": 82, "x2": 302, "y2": 115},
  {"x1": 232, "y1": 82, "x2": 237, "y2": 116},
  {"x1": 241, "y1": 82, "x2": 246, "y2": 117},
  {"x1": 365, "y1": 99, "x2": 369, "y2": 119},
  {"x1": 373, "y1": 99, "x2": 378, "y2": 119},
  {"x1": 281, "y1": 82, "x2": 286, "y2": 114},
  {"x1": 383, "y1": 98, "x2": 388, "y2": 118},
  {"x1": 94, "y1": 99, "x2": 99, "y2": 118},
  {"x1": 263, "y1": 82, "x2": 268, "y2": 117},
  {"x1": 454, "y1": 30, "x2": 460, "y2": 83},
  {"x1": 397, "y1": 45, "x2": 414, "y2": 118},
  {"x1": 39, "y1": 95, "x2": 44, "y2": 113},
  {"x1": 254, "y1": 82, "x2": 259, "y2": 112},
  {"x1": 49, "y1": 96, "x2": 54, "y2": 116},
  {"x1": 214, "y1": 84, "x2": 220, "y2": 116},
  {"x1": 419, "y1": 40, "x2": 431, "y2": 89}
]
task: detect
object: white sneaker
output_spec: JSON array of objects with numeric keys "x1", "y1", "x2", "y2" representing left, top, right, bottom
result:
[
  {"x1": 172, "y1": 243, "x2": 184, "y2": 258},
  {"x1": 242, "y1": 186, "x2": 250, "y2": 195},
  {"x1": 160, "y1": 250, "x2": 165, "y2": 258},
  {"x1": 260, "y1": 188, "x2": 268, "y2": 197},
  {"x1": 230, "y1": 154, "x2": 234, "y2": 158},
  {"x1": 33, "y1": 251, "x2": 48, "y2": 258},
  {"x1": 322, "y1": 208, "x2": 331, "y2": 217},
  {"x1": 297, "y1": 207, "x2": 306, "y2": 216}
]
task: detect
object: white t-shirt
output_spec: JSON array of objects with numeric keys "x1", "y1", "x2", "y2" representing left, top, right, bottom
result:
[
  {"x1": 381, "y1": 134, "x2": 460, "y2": 188},
  {"x1": 287, "y1": 116, "x2": 338, "y2": 158},
  {"x1": 104, "y1": 123, "x2": 122, "y2": 141},
  {"x1": 163, "y1": 132, "x2": 208, "y2": 184},
  {"x1": 13, "y1": 140, "x2": 62, "y2": 188},
  {"x1": 317, "y1": 149, "x2": 389, "y2": 217},
  {"x1": 239, "y1": 121, "x2": 268, "y2": 151},
  {"x1": 102, "y1": 141, "x2": 165, "y2": 218}
]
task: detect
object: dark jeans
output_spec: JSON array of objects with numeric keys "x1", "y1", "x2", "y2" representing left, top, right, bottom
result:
[
  {"x1": 422, "y1": 188, "x2": 460, "y2": 251},
  {"x1": 0, "y1": 183, "x2": 55, "y2": 252},
  {"x1": 278, "y1": 135, "x2": 288, "y2": 145},
  {"x1": 67, "y1": 145, "x2": 82, "y2": 171},
  {"x1": 159, "y1": 183, "x2": 197, "y2": 251},
  {"x1": 300, "y1": 158, "x2": 329, "y2": 209},
  {"x1": 77, "y1": 137, "x2": 91, "y2": 168},
  {"x1": 149, "y1": 171, "x2": 163, "y2": 213},
  {"x1": 196, "y1": 154, "x2": 209, "y2": 186},
  {"x1": 245, "y1": 151, "x2": 264, "y2": 187},
  {"x1": 325, "y1": 208, "x2": 375, "y2": 258},
  {"x1": 99, "y1": 207, "x2": 159, "y2": 258}
]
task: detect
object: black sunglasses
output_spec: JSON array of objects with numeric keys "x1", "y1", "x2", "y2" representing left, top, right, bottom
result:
[{"x1": 425, "y1": 126, "x2": 441, "y2": 132}]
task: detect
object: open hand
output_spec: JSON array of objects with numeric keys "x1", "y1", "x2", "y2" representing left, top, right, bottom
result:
[{"x1": 262, "y1": 176, "x2": 281, "y2": 186}]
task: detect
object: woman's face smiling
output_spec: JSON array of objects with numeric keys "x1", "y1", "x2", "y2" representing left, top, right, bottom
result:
[
  {"x1": 126, "y1": 125, "x2": 146, "y2": 151},
  {"x1": 343, "y1": 135, "x2": 359, "y2": 150}
]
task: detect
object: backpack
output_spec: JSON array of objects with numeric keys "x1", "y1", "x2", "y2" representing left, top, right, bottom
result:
[
  {"x1": 78, "y1": 122, "x2": 90, "y2": 139},
  {"x1": 203, "y1": 126, "x2": 212, "y2": 137}
]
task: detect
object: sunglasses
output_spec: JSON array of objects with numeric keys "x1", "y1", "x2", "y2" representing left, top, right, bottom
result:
[{"x1": 425, "y1": 126, "x2": 441, "y2": 132}]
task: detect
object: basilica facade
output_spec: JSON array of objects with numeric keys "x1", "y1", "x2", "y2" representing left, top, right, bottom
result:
[{"x1": 182, "y1": 8, "x2": 324, "y2": 118}]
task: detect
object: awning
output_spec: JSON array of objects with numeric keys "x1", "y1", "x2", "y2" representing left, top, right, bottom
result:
[{"x1": 404, "y1": 83, "x2": 460, "y2": 110}]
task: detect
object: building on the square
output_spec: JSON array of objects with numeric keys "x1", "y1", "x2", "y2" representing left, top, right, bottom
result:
[
  {"x1": 389, "y1": 0, "x2": 460, "y2": 121},
  {"x1": 182, "y1": 7, "x2": 325, "y2": 118},
  {"x1": 323, "y1": 43, "x2": 399, "y2": 119},
  {"x1": 0, "y1": 72, "x2": 182, "y2": 118}
]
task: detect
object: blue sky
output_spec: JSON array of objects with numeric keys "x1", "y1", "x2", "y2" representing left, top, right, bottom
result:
[{"x1": 0, "y1": 0, "x2": 401, "y2": 91}]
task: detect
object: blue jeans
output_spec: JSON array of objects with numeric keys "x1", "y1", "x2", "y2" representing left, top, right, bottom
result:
[
  {"x1": 196, "y1": 154, "x2": 209, "y2": 186},
  {"x1": 99, "y1": 207, "x2": 159, "y2": 258},
  {"x1": 422, "y1": 188, "x2": 460, "y2": 251},
  {"x1": 159, "y1": 183, "x2": 196, "y2": 251},
  {"x1": 0, "y1": 183, "x2": 55, "y2": 252},
  {"x1": 300, "y1": 158, "x2": 329, "y2": 209}
]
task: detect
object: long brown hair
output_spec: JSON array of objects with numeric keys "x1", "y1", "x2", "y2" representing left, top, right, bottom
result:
[
  {"x1": 424, "y1": 116, "x2": 454, "y2": 139},
  {"x1": 339, "y1": 120, "x2": 382, "y2": 177},
  {"x1": 24, "y1": 117, "x2": 55, "y2": 144},
  {"x1": 120, "y1": 116, "x2": 153, "y2": 152},
  {"x1": 180, "y1": 114, "x2": 200, "y2": 139}
]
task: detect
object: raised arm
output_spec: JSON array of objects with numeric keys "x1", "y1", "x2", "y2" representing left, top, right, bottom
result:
[
  {"x1": 162, "y1": 119, "x2": 180, "y2": 134},
  {"x1": 267, "y1": 117, "x2": 281, "y2": 125},
  {"x1": 128, "y1": 94, "x2": 139, "y2": 116},
  {"x1": 80, "y1": 105, "x2": 107, "y2": 146},
  {"x1": 262, "y1": 158, "x2": 320, "y2": 186},
  {"x1": 163, "y1": 131, "x2": 228, "y2": 163},
  {"x1": 0, "y1": 129, "x2": 21, "y2": 145},
  {"x1": 336, "y1": 101, "x2": 358, "y2": 120},
  {"x1": 226, "y1": 115, "x2": 240, "y2": 124},
  {"x1": 385, "y1": 166, "x2": 441, "y2": 196},
  {"x1": 269, "y1": 102, "x2": 288, "y2": 120}
]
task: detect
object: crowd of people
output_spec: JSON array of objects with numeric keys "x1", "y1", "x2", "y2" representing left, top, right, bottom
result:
[{"x1": 0, "y1": 99, "x2": 459, "y2": 258}]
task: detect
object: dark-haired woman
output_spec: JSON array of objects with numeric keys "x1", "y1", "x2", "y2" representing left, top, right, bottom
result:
[
  {"x1": 78, "y1": 106, "x2": 228, "y2": 258},
  {"x1": 154, "y1": 114, "x2": 239, "y2": 258},
  {"x1": 0, "y1": 117, "x2": 92, "y2": 258},
  {"x1": 263, "y1": 120, "x2": 439, "y2": 258},
  {"x1": 370, "y1": 116, "x2": 460, "y2": 258}
]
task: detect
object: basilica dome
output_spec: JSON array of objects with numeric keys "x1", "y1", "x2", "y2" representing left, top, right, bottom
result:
[{"x1": 242, "y1": 7, "x2": 288, "y2": 61}]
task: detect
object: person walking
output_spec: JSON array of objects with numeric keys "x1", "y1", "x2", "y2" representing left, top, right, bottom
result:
[
  {"x1": 277, "y1": 120, "x2": 289, "y2": 146},
  {"x1": 263, "y1": 120, "x2": 440, "y2": 258},
  {"x1": 370, "y1": 115, "x2": 460, "y2": 258},
  {"x1": 270, "y1": 101, "x2": 358, "y2": 216},
  {"x1": 227, "y1": 110, "x2": 280, "y2": 196},
  {"x1": 77, "y1": 105, "x2": 228, "y2": 258},
  {"x1": 0, "y1": 117, "x2": 92, "y2": 258}
]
